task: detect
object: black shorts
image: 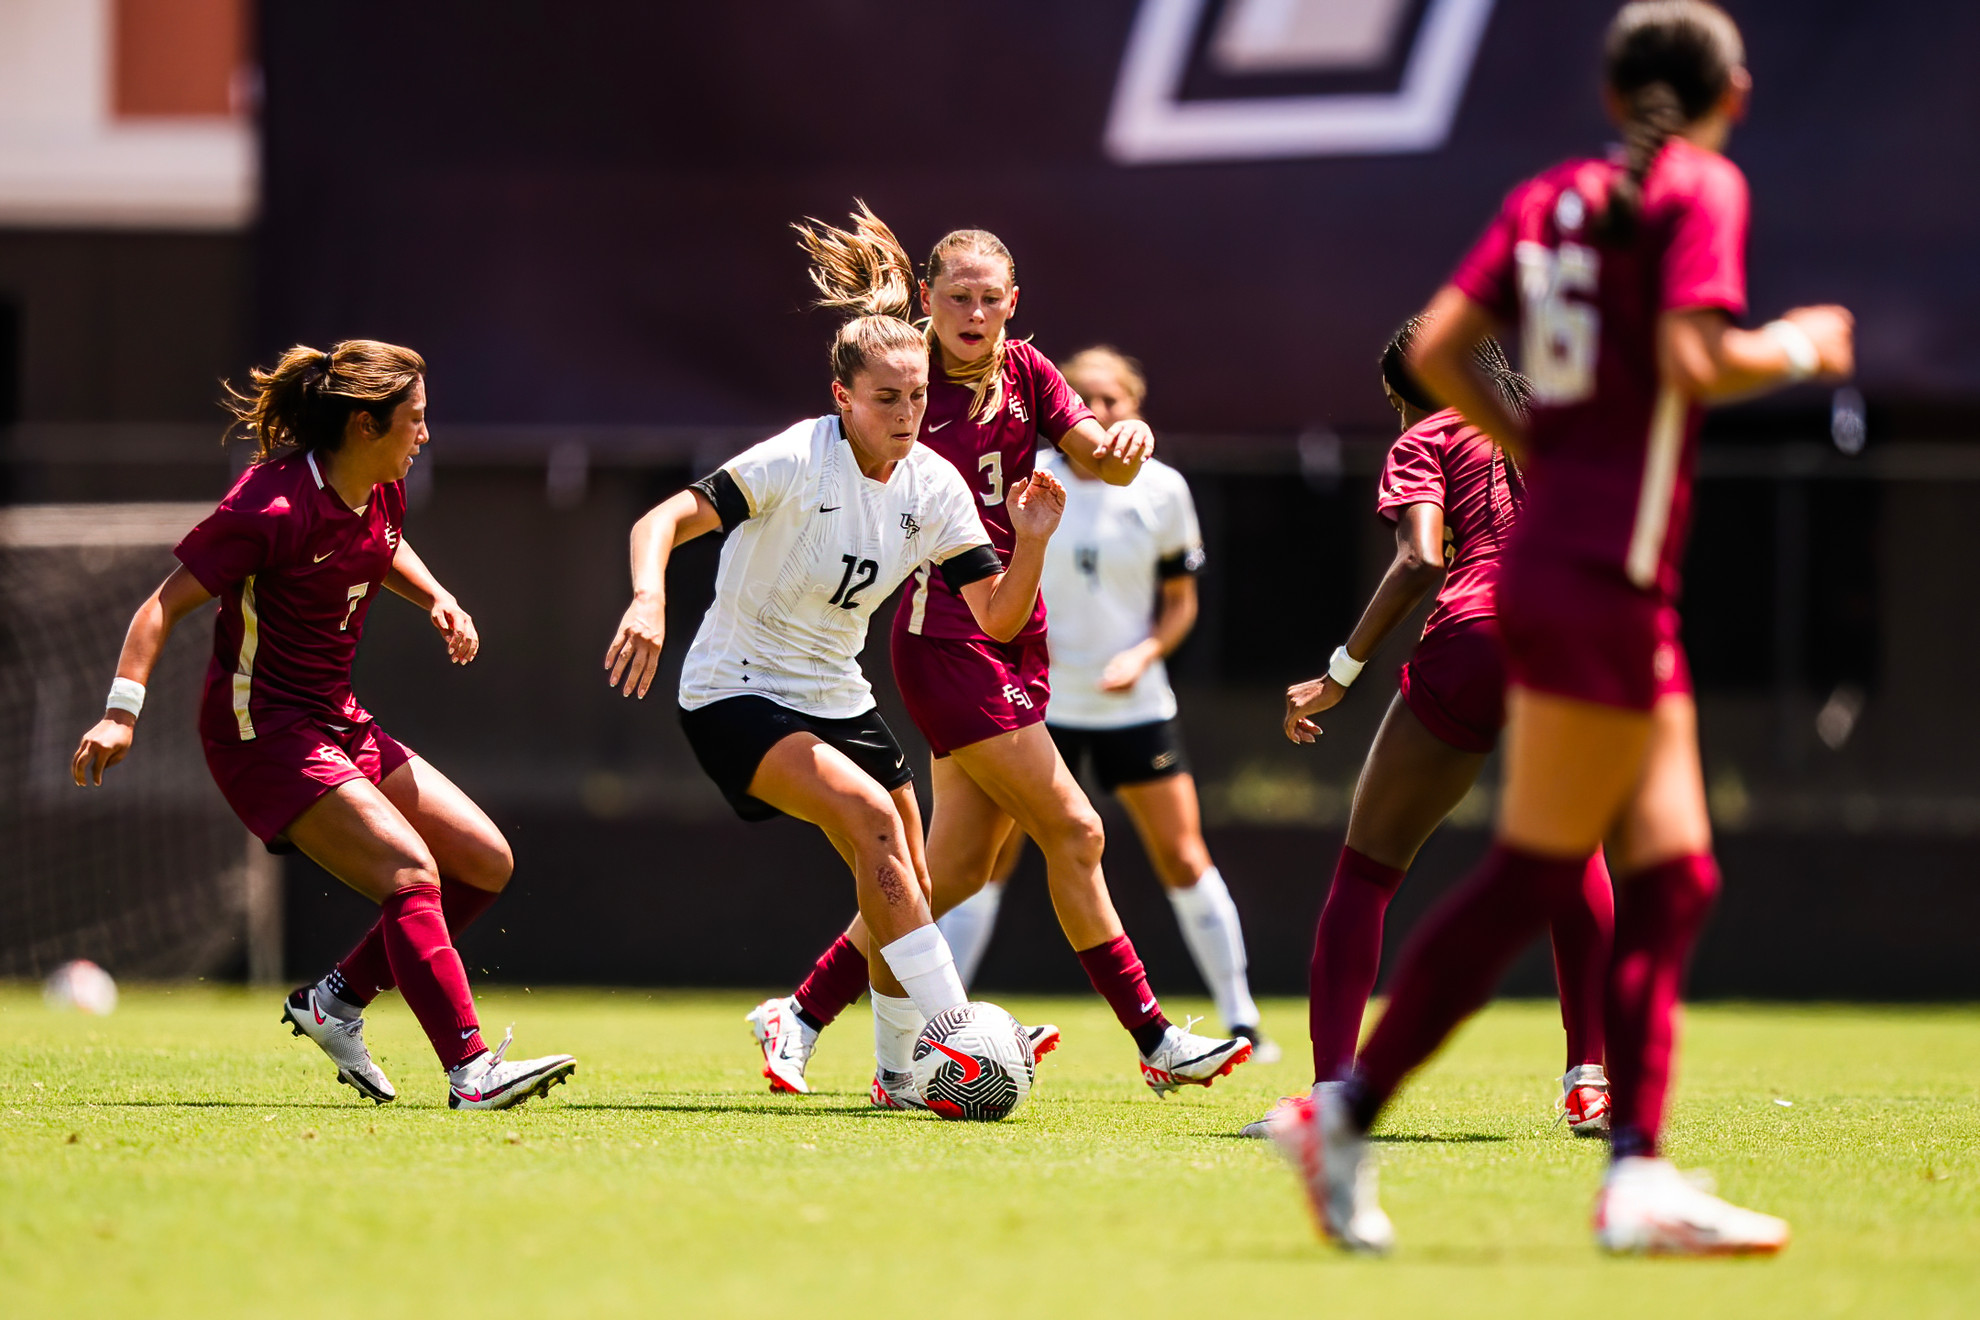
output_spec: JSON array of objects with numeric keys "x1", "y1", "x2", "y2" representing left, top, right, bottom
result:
[
  {"x1": 679, "y1": 695, "x2": 914, "y2": 823},
  {"x1": 1048, "y1": 718, "x2": 1190, "y2": 794}
]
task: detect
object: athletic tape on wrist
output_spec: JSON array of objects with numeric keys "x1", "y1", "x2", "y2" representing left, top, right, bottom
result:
[
  {"x1": 1328, "y1": 645, "x2": 1365, "y2": 687},
  {"x1": 105, "y1": 677, "x2": 146, "y2": 719},
  {"x1": 1763, "y1": 320, "x2": 1820, "y2": 383}
]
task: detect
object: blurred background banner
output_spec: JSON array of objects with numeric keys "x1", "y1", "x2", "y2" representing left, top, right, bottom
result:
[{"x1": 3, "y1": 2, "x2": 1978, "y2": 997}]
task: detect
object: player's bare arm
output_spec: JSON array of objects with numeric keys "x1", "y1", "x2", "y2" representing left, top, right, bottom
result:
[
  {"x1": 957, "y1": 469, "x2": 1067, "y2": 641},
  {"x1": 1408, "y1": 288, "x2": 1531, "y2": 463},
  {"x1": 71, "y1": 565, "x2": 215, "y2": 786},
  {"x1": 1659, "y1": 304, "x2": 1854, "y2": 402},
  {"x1": 1101, "y1": 574, "x2": 1197, "y2": 693},
  {"x1": 1285, "y1": 503, "x2": 1446, "y2": 745},
  {"x1": 607, "y1": 487, "x2": 722, "y2": 698},
  {"x1": 385, "y1": 538, "x2": 479, "y2": 665},
  {"x1": 1058, "y1": 416, "x2": 1152, "y2": 486}
]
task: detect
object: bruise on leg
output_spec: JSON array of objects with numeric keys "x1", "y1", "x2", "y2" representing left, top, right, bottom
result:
[{"x1": 874, "y1": 857, "x2": 912, "y2": 906}]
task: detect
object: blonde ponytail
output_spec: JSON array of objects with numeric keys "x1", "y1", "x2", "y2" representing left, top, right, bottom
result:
[{"x1": 793, "y1": 202, "x2": 925, "y2": 386}]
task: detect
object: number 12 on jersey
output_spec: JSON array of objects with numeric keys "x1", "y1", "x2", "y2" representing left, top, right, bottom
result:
[{"x1": 828, "y1": 555, "x2": 878, "y2": 610}]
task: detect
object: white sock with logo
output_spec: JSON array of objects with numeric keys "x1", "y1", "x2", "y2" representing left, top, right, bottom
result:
[
  {"x1": 1167, "y1": 867, "x2": 1260, "y2": 1030},
  {"x1": 878, "y1": 924, "x2": 968, "y2": 1020},
  {"x1": 871, "y1": 993, "x2": 925, "y2": 1076},
  {"x1": 936, "y1": 882, "x2": 1005, "y2": 987}
]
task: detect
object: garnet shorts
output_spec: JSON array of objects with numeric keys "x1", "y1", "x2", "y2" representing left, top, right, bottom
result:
[
  {"x1": 679, "y1": 694, "x2": 913, "y2": 823},
  {"x1": 203, "y1": 713, "x2": 416, "y2": 846},
  {"x1": 1048, "y1": 718, "x2": 1190, "y2": 793},
  {"x1": 1397, "y1": 615, "x2": 1506, "y2": 754},
  {"x1": 1497, "y1": 554, "x2": 1692, "y2": 712},
  {"x1": 890, "y1": 632, "x2": 1050, "y2": 757}
]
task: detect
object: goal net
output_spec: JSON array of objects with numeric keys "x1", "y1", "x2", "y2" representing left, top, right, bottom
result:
[{"x1": 0, "y1": 504, "x2": 280, "y2": 982}]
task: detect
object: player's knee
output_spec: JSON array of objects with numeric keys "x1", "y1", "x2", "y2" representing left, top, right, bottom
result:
[
  {"x1": 387, "y1": 846, "x2": 442, "y2": 895},
  {"x1": 1043, "y1": 805, "x2": 1106, "y2": 869},
  {"x1": 842, "y1": 791, "x2": 904, "y2": 852},
  {"x1": 468, "y1": 832, "x2": 515, "y2": 892}
]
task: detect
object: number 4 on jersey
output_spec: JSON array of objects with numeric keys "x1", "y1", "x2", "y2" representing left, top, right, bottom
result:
[{"x1": 1515, "y1": 240, "x2": 1600, "y2": 405}]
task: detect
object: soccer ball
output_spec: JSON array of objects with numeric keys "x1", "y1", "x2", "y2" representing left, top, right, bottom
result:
[
  {"x1": 912, "y1": 1001, "x2": 1035, "y2": 1121},
  {"x1": 44, "y1": 959, "x2": 118, "y2": 1015}
]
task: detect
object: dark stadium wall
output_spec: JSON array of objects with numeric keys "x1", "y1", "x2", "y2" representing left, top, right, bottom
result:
[{"x1": 257, "y1": 1, "x2": 1980, "y2": 435}]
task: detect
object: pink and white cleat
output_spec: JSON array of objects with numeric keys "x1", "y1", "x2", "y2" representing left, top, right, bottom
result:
[
  {"x1": 1594, "y1": 1157, "x2": 1790, "y2": 1256},
  {"x1": 1268, "y1": 1087, "x2": 1393, "y2": 1254},
  {"x1": 1560, "y1": 1063, "x2": 1612, "y2": 1137},
  {"x1": 746, "y1": 996, "x2": 818, "y2": 1095}
]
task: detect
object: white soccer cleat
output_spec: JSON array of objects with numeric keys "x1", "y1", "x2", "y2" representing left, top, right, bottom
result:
[
  {"x1": 1560, "y1": 1063, "x2": 1612, "y2": 1137},
  {"x1": 1268, "y1": 1088, "x2": 1394, "y2": 1254},
  {"x1": 1137, "y1": 1018, "x2": 1251, "y2": 1096},
  {"x1": 1025, "y1": 1023, "x2": 1062, "y2": 1060},
  {"x1": 1594, "y1": 1156, "x2": 1790, "y2": 1256},
  {"x1": 282, "y1": 987, "x2": 395, "y2": 1104},
  {"x1": 869, "y1": 1068, "x2": 928, "y2": 1111},
  {"x1": 746, "y1": 996, "x2": 818, "y2": 1095},
  {"x1": 447, "y1": 1029, "x2": 576, "y2": 1112},
  {"x1": 1240, "y1": 1082, "x2": 1336, "y2": 1138}
]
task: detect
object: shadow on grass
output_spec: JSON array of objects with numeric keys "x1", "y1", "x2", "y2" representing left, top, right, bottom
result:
[
  {"x1": 1211, "y1": 1130, "x2": 1509, "y2": 1144},
  {"x1": 45, "y1": 1100, "x2": 375, "y2": 1110},
  {"x1": 562, "y1": 1099, "x2": 895, "y2": 1118}
]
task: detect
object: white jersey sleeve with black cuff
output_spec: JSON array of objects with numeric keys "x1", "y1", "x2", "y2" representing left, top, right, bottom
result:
[{"x1": 678, "y1": 416, "x2": 998, "y2": 720}]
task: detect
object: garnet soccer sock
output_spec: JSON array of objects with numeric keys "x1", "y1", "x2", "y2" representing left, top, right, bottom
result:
[
  {"x1": 1550, "y1": 851, "x2": 1617, "y2": 1070},
  {"x1": 326, "y1": 876, "x2": 503, "y2": 1010},
  {"x1": 1167, "y1": 867, "x2": 1261, "y2": 1033},
  {"x1": 1606, "y1": 854, "x2": 1720, "y2": 1161},
  {"x1": 792, "y1": 933, "x2": 869, "y2": 1030},
  {"x1": 378, "y1": 884, "x2": 485, "y2": 1071},
  {"x1": 1352, "y1": 844, "x2": 1590, "y2": 1127},
  {"x1": 936, "y1": 881, "x2": 1004, "y2": 987},
  {"x1": 877, "y1": 924, "x2": 967, "y2": 1020},
  {"x1": 1309, "y1": 846, "x2": 1407, "y2": 1084},
  {"x1": 1076, "y1": 934, "x2": 1170, "y2": 1055}
]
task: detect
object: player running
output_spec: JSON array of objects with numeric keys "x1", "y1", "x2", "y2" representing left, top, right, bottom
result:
[
  {"x1": 746, "y1": 212, "x2": 1251, "y2": 1102},
  {"x1": 937, "y1": 346, "x2": 1278, "y2": 1063},
  {"x1": 1270, "y1": 1, "x2": 1853, "y2": 1255},
  {"x1": 1240, "y1": 323, "x2": 1614, "y2": 1138},
  {"x1": 605, "y1": 208, "x2": 1065, "y2": 1097},
  {"x1": 72, "y1": 340, "x2": 576, "y2": 1111}
]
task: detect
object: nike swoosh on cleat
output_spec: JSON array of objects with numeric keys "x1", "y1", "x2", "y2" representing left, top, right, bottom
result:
[{"x1": 926, "y1": 1040, "x2": 982, "y2": 1083}]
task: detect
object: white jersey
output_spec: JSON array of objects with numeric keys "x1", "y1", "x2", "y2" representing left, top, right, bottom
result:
[
  {"x1": 679, "y1": 416, "x2": 995, "y2": 718},
  {"x1": 1037, "y1": 450, "x2": 1204, "y2": 729}
]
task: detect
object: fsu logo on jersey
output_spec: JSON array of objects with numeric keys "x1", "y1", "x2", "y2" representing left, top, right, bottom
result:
[
  {"x1": 1105, "y1": 0, "x2": 1496, "y2": 163},
  {"x1": 1001, "y1": 683, "x2": 1035, "y2": 710},
  {"x1": 1007, "y1": 393, "x2": 1029, "y2": 424},
  {"x1": 385, "y1": 522, "x2": 401, "y2": 550}
]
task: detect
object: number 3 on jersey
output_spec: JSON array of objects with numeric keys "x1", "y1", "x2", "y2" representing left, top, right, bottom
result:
[
  {"x1": 977, "y1": 452, "x2": 1005, "y2": 507},
  {"x1": 1515, "y1": 240, "x2": 1600, "y2": 404}
]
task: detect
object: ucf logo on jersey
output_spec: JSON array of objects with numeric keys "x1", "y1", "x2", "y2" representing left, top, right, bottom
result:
[{"x1": 1105, "y1": 0, "x2": 1496, "y2": 163}]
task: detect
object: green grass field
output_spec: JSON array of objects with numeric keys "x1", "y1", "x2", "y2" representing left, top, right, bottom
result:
[{"x1": 3, "y1": 987, "x2": 1976, "y2": 1319}]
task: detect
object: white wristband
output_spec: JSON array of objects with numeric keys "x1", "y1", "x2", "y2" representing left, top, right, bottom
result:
[
  {"x1": 1763, "y1": 320, "x2": 1819, "y2": 383},
  {"x1": 1328, "y1": 645, "x2": 1365, "y2": 687},
  {"x1": 105, "y1": 677, "x2": 146, "y2": 719}
]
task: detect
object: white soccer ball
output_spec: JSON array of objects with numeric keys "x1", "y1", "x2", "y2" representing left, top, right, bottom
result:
[
  {"x1": 44, "y1": 959, "x2": 118, "y2": 1015},
  {"x1": 911, "y1": 1001, "x2": 1035, "y2": 1121}
]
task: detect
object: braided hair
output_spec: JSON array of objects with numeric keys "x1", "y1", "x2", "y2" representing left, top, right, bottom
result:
[
  {"x1": 1594, "y1": 1, "x2": 1746, "y2": 244},
  {"x1": 1381, "y1": 316, "x2": 1531, "y2": 419}
]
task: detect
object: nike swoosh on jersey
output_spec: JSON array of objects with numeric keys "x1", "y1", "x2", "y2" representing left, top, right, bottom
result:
[
  {"x1": 313, "y1": 550, "x2": 334, "y2": 562},
  {"x1": 927, "y1": 1039, "x2": 983, "y2": 1084},
  {"x1": 819, "y1": 505, "x2": 841, "y2": 512},
  {"x1": 927, "y1": 419, "x2": 953, "y2": 432}
]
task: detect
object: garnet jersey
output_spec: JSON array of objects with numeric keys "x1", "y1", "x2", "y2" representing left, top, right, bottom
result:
[
  {"x1": 174, "y1": 451, "x2": 404, "y2": 744},
  {"x1": 1450, "y1": 137, "x2": 1748, "y2": 597},
  {"x1": 679, "y1": 415, "x2": 998, "y2": 719},
  {"x1": 1035, "y1": 450, "x2": 1203, "y2": 730},
  {"x1": 895, "y1": 338, "x2": 1095, "y2": 643},
  {"x1": 1376, "y1": 407, "x2": 1525, "y2": 642}
]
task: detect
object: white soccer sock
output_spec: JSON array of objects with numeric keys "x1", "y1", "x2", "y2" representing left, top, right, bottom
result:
[
  {"x1": 871, "y1": 993, "x2": 925, "y2": 1076},
  {"x1": 1167, "y1": 867, "x2": 1260, "y2": 1030},
  {"x1": 878, "y1": 924, "x2": 968, "y2": 1019},
  {"x1": 936, "y1": 882, "x2": 1005, "y2": 987}
]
